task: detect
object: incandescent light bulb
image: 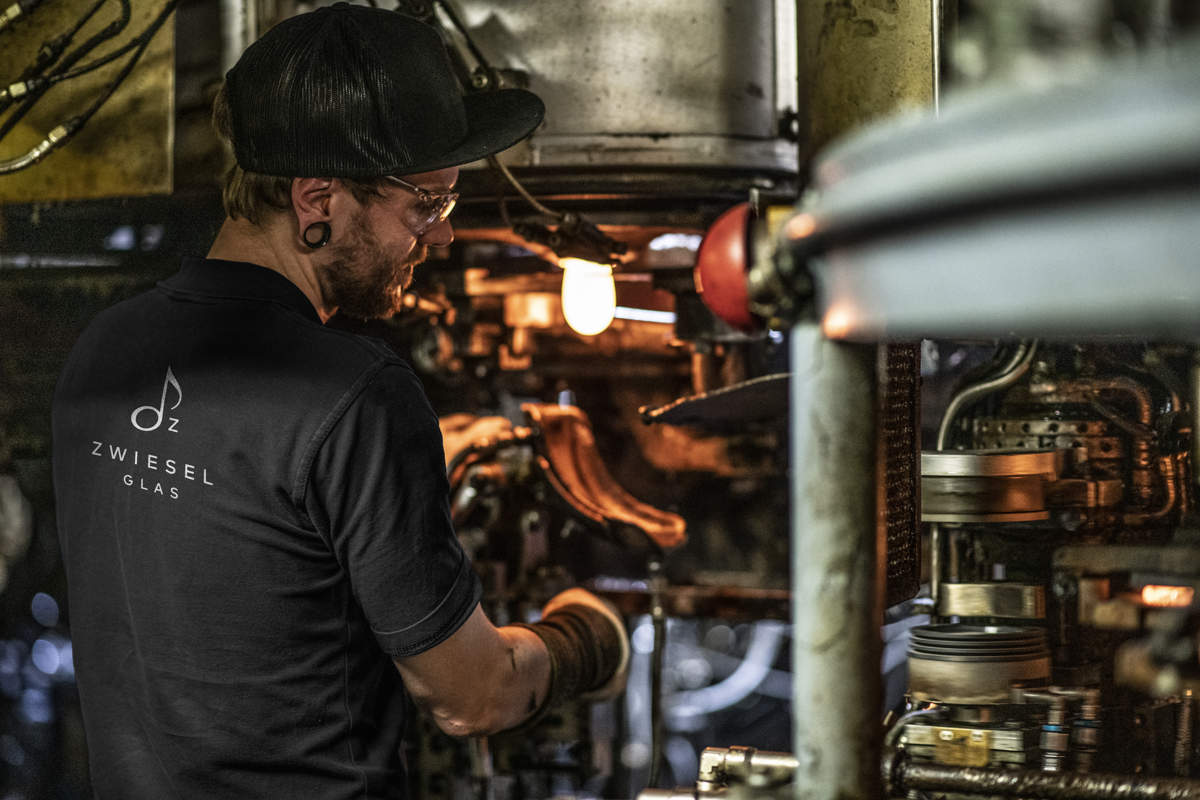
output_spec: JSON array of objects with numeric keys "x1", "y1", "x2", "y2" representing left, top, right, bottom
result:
[{"x1": 559, "y1": 258, "x2": 616, "y2": 336}]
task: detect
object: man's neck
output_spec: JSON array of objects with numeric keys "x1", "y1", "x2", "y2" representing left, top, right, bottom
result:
[{"x1": 207, "y1": 217, "x2": 333, "y2": 323}]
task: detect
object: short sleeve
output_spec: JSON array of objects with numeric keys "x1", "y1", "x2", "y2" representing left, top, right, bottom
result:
[{"x1": 303, "y1": 361, "x2": 481, "y2": 657}]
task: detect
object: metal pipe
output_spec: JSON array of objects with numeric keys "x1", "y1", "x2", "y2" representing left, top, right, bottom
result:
[
  {"x1": 1124, "y1": 454, "x2": 1179, "y2": 526},
  {"x1": 1179, "y1": 690, "x2": 1195, "y2": 778},
  {"x1": 931, "y1": 0, "x2": 942, "y2": 115},
  {"x1": 221, "y1": 0, "x2": 257, "y2": 75},
  {"x1": 885, "y1": 749, "x2": 1200, "y2": 800},
  {"x1": 791, "y1": 325, "x2": 881, "y2": 800},
  {"x1": 647, "y1": 558, "x2": 667, "y2": 789},
  {"x1": 936, "y1": 341, "x2": 1036, "y2": 450}
]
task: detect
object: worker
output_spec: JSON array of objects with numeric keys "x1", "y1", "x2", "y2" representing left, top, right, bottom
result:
[{"x1": 51, "y1": 4, "x2": 627, "y2": 797}]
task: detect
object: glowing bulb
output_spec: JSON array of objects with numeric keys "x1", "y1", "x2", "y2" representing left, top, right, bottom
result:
[{"x1": 560, "y1": 258, "x2": 616, "y2": 336}]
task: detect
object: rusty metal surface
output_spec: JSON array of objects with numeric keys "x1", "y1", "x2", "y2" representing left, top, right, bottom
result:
[
  {"x1": 886, "y1": 749, "x2": 1200, "y2": 800},
  {"x1": 0, "y1": 0, "x2": 174, "y2": 201}
]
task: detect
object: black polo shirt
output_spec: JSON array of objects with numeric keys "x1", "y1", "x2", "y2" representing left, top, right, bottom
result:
[{"x1": 52, "y1": 257, "x2": 481, "y2": 799}]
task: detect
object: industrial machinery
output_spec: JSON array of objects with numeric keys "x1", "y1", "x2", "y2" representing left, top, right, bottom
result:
[{"x1": 3, "y1": 1, "x2": 1200, "y2": 799}]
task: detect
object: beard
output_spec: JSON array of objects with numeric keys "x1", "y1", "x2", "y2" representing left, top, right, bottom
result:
[{"x1": 316, "y1": 215, "x2": 427, "y2": 320}]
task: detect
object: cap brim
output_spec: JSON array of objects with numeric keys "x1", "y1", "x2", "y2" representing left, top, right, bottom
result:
[{"x1": 392, "y1": 88, "x2": 545, "y2": 175}]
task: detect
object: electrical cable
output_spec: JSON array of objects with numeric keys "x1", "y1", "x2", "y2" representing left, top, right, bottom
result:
[
  {"x1": 0, "y1": 0, "x2": 48, "y2": 36},
  {"x1": 0, "y1": 0, "x2": 131, "y2": 142},
  {"x1": 486, "y1": 154, "x2": 562, "y2": 221},
  {"x1": 428, "y1": 3, "x2": 572, "y2": 226},
  {"x1": 433, "y1": 0, "x2": 493, "y2": 74},
  {"x1": 0, "y1": 0, "x2": 176, "y2": 174},
  {"x1": 0, "y1": 32, "x2": 144, "y2": 110},
  {"x1": 5, "y1": 0, "x2": 108, "y2": 90},
  {"x1": 428, "y1": 1, "x2": 625, "y2": 262},
  {"x1": 76, "y1": 1, "x2": 170, "y2": 127}
]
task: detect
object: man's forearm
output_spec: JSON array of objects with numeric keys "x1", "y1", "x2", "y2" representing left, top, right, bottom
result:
[
  {"x1": 493, "y1": 625, "x2": 553, "y2": 730},
  {"x1": 395, "y1": 593, "x2": 626, "y2": 738}
]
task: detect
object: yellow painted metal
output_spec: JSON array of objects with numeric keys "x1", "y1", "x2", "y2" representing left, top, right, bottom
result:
[
  {"x1": 797, "y1": 0, "x2": 935, "y2": 161},
  {"x1": 934, "y1": 727, "x2": 992, "y2": 768},
  {"x1": 0, "y1": 0, "x2": 174, "y2": 202}
]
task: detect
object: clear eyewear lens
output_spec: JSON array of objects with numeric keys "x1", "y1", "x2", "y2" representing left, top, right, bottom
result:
[
  {"x1": 387, "y1": 176, "x2": 459, "y2": 235},
  {"x1": 406, "y1": 195, "x2": 457, "y2": 234}
]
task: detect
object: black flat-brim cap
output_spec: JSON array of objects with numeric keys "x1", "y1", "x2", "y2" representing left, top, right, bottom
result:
[{"x1": 225, "y1": 2, "x2": 544, "y2": 178}]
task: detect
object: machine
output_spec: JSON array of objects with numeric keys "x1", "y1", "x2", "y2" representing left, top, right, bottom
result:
[{"x1": 2, "y1": 1, "x2": 1200, "y2": 799}]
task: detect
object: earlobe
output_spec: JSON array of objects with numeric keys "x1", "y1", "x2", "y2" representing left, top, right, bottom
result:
[
  {"x1": 302, "y1": 222, "x2": 332, "y2": 249},
  {"x1": 292, "y1": 177, "x2": 335, "y2": 248}
]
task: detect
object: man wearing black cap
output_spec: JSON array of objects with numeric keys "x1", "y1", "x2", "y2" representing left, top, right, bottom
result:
[{"x1": 51, "y1": 5, "x2": 626, "y2": 797}]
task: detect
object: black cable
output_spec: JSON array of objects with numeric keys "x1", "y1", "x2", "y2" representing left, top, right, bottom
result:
[
  {"x1": 0, "y1": 0, "x2": 48, "y2": 37},
  {"x1": 0, "y1": 0, "x2": 109, "y2": 115},
  {"x1": 51, "y1": 0, "x2": 131, "y2": 78},
  {"x1": 46, "y1": 31, "x2": 143, "y2": 83},
  {"x1": 10, "y1": 0, "x2": 109, "y2": 84},
  {"x1": 0, "y1": 0, "x2": 130, "y2": 141},
  {"x1": 0, "y1": 0, "x2": 176, "y2": 173},
  {"x1": 76, "y1": 0, "x2": 176, "y2": 127},
  {"x1": 433, "y1": 0, "x2": 493, "y2": 73}
]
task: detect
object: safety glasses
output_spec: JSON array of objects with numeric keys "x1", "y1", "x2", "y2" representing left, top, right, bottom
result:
[{"x1": 384, "y1": 175, "x2": 459, "y2": 236}]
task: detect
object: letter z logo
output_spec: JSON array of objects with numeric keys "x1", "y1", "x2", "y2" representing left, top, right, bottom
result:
[{"x1": 131, "y1": 367, "x2": 182, "y2": 433}]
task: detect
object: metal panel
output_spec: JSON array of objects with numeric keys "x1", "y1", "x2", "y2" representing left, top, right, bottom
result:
[
  {"x1": 450, "y1": 0, "x2": 797, "y2": 172},
  {"x1": 797, "y1": 0, "x2": 934, "y2": 160},
  {"x1": 0, "y1": 0, "x2": 174, "y2": 202}
]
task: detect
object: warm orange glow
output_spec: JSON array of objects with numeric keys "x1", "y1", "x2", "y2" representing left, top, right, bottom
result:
[
  {"x1": 784, "y1": 213, "x2": 816, "y2": 240},
  {"x1": 1141, "y1": 585, "x2": 1195, "y2": 607},
  {"x1": 559, "y1": 258, "x2": 616, "y2": 336},
  {"x1": 821, "y1": 304, "x2": 857, "y2": 340}
]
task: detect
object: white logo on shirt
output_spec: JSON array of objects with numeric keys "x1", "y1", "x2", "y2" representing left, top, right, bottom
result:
[{"x1": 131, "y1": 367, "x2": 182, "y2": 433}]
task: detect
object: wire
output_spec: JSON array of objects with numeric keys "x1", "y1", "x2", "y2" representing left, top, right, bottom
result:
[
  {"x1": 77, "y1": 0, "x2": 176, "y2": 127},
  {"x1": 884, "y1": 705, "x2": 946, "y2": 751},
  {"x1": 6, "y1": 0, "x2": 109, "y2": 86},
  {"x1": 487, "y1": 155, "x2": 562, "y2": 220},
  {"x1": 50, "y1": 34, "x2": 144, "y2": 83},
  {"x1": 0, "y1": 120, "x2": 77, "y2": 174},
  {"x1": 0, "y1": 0, "x2": 176, "y2": 173},
  {"x1": 433, "y1": 0, "x2": 493, "y2": 73},
  {"x1": 0, "y1": 0, "x2": 131, "y2": 142}
]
